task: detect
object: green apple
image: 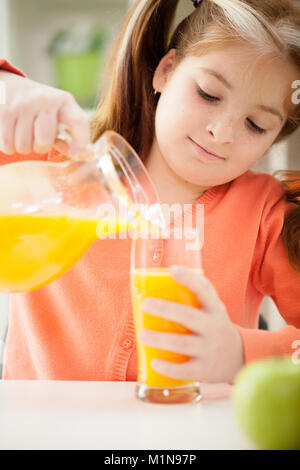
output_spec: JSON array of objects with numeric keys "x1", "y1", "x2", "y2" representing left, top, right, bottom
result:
[{"x1": 232, "y1": 356, "x2": 300, "y2": 450}]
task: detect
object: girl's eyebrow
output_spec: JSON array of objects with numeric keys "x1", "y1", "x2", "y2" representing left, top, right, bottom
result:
[
  {"x1": 199, "y1": 67, "x2": 284, "y2": 122},
  {"x1": 199, "y1": 67, "x2": 232, "y2": 90},
  {"x1": 256, "y1": 105, "x2": 283, "y2": 122}
]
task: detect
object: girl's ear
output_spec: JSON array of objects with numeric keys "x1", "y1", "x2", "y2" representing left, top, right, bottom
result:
[{"x1": 153, "y1": 49, "x2": 176, "y2": 93}]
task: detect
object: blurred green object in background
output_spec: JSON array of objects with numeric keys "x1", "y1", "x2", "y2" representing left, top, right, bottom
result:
[
  {"x1": 232, "y1": 355, "x2": 300, "y2": 450},
  {"x1": 53, "y1": 50, "x2": 103, "y2": 108},
  {"x1": 48, "y1": 26, "x2": 106, "y2": 108}
]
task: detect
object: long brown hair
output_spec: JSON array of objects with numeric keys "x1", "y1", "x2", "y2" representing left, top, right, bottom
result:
[
  {"x1": 90, "y1": 0, "x2": 300, "y2": 271},
  {"x1": 274, "y1": 170, "x2": 300, "y2": 273}
]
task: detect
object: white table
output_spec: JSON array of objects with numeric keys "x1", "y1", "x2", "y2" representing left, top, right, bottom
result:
[{"x1": 0, "y1": 380, "x2": 255, "y2": 450}]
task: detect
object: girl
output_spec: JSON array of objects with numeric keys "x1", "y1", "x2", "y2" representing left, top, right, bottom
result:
[{"x1": 0, "y1": 0, "x2": 299, "y2": 386}]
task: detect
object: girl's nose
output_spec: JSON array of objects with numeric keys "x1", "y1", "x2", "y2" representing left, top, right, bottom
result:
[{"x1": 206, "y1": 119, "x2": 235, "y2": 145}]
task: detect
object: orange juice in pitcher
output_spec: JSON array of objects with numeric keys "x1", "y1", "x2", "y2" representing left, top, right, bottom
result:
[
  {"x1": 0, "y1": 129, "x2": 164, "y2": 293},
  {"x1": 0, "y1": 212, "x2": 134, "y2": 292}
]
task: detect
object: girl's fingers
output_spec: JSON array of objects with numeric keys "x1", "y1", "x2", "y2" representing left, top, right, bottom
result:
[
  {"x1": 58, "y1": 99, "x2": 90, "y2": 156},
  {"x1": 0, "y1": 109, "x2": 16, "y2": 154},
  {"x1": 33, "y1": 107, "x2": 59, "y2": 154},
  {"x1": 150, "y1": 357, "x2": 203, "y2": 382},
  {"x1": 14, "y1": 113, "x2": 35, "y2": 155},
  {"x1": 0, "y1": 75, "x2": 90, "y2": 157},
  {"x1": 171, "y1": 266, "x2": 226, "y2": 315},
  {"x1": 53, "y1": 138, "x2": 71, "y2": 156},
  {"x1": 142, "y1": 297, "x2": 210, "y2": 335},
  {"x1": 151, "y1": 357, "x2": 235, "y2": 390},
  {"x1": 139, "y1": 329, "x2": 205, "y2": 357}
]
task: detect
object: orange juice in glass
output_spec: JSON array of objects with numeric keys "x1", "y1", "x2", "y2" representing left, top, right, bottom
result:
[{"x1": 131, "y1": 226, "x2": 202, "y2": 404}]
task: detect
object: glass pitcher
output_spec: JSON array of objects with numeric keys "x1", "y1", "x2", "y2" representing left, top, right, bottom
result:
[{"x1": 0, "y1": 126, "x2": 164, "y2": 293}]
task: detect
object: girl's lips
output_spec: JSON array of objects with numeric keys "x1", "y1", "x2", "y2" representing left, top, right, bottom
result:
[{"x1": 188, "y1": 137, "x2": 225, "y2": 161}]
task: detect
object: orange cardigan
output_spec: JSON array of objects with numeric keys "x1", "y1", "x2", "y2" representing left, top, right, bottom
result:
[{"x1": 1, "y1": 59, "x2": 300, "y2": 381}]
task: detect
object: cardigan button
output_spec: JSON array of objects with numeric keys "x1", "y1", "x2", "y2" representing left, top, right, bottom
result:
[{"x1": 121, "y1": 338, "x2": 134, "y2": 350}]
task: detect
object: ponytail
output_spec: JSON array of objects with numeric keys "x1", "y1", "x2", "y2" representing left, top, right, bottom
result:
[
  {"x1": 274, "y1": 170, "x2": 300, "y2": 274},
  {"x1": 90, "y1": 0, "x2": 180, "y2": 161}
]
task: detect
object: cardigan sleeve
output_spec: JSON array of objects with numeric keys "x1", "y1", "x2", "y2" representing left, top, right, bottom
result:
[
  {"x1": 0, "y1": 58, "x2": 26, "y2": 77},
  {"x1": 236, "y1": 176, "x2": 300, "y2": 363}
]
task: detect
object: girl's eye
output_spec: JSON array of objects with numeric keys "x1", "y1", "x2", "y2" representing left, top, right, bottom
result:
[
  {"x1": 197, "y1": 85, "x2": 267, "y2": 135},
  {"x1": 197, "y1": 86, "x2": 220, "y2": 102},
  {"x1": 246, "y1": 118, "x2": 267, "y2": 135}
]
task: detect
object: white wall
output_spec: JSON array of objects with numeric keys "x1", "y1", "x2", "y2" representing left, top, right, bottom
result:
[{"x1": 0, "y1": 0, "x2": 10, "y2": 58}]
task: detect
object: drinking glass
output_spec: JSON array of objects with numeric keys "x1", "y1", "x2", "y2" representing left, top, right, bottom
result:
[{"x1": 130, "y1": 222, "x2": 203, "y2": 404}]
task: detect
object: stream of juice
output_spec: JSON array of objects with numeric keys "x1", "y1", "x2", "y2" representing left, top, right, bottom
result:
[
  {"x1": 131, "y1": 267, "x2": 201, "y2": 388},
  {"x1": 0, "y1": 213, "x2": 131, "y2": 293}
]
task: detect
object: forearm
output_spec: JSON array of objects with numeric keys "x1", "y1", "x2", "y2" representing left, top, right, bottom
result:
[{"x1": 236, "y1": 324, "x2": 300, "y2": 364}]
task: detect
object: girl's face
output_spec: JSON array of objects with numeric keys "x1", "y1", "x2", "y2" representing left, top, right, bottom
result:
[{"x1": 151, "y1": 44, "x2": 297, "y2": 190}]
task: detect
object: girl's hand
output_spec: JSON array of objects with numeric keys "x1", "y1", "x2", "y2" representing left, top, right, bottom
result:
[
  {"x1": 140, "y1": 265, "x2": 245, "y2": 384},
  {"x1": 0, "y1": 70, "x2": 90, "y2": 157}
]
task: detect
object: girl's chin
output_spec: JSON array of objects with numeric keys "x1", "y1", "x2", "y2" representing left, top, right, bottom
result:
[{"x1": 171, "y1": 169, "x2": 213, "y2": 187}]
